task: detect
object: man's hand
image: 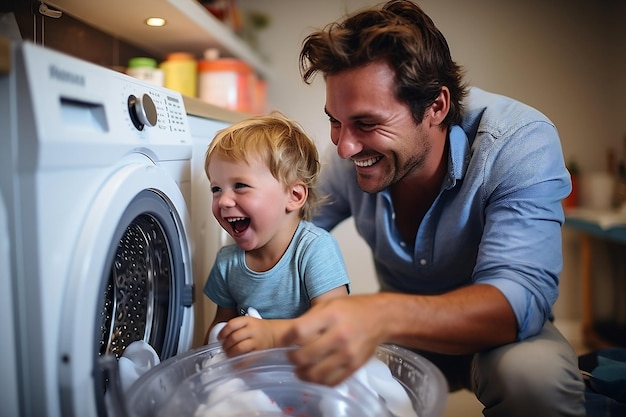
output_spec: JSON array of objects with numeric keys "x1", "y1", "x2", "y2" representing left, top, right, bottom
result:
[{"x1": 283, "y1": 295, "x2": 387, "y2": 386}]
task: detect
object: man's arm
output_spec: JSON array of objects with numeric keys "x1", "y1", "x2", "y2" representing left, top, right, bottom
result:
[{"x1": 284, "y1": 285, "x2": 516, "y2": 386}]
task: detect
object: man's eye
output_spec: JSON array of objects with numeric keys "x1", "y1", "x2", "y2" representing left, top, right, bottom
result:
[
  {"x1": 357, "y1": 121, "x2": 377, "y2": 131},
  {"x1": 211, "y1": 186, "x2": 221, "y2": 193}
]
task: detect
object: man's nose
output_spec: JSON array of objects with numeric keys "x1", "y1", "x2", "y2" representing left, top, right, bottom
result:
[{"x1": 334, "y1": 127, "x2": 361, "y2": 159}]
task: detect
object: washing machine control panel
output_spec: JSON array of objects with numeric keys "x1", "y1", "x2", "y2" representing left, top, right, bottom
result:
[
  {"x1": 128, "y1": 94, "x2": 157, "y2": 131},
  {"x1": 121, "y1": 81, "x2": 189, "y2": 141}
]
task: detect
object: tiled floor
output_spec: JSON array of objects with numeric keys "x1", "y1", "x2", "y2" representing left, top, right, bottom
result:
[{"x1": 440, "y1": 318, "x2": 590, "y2": 417}]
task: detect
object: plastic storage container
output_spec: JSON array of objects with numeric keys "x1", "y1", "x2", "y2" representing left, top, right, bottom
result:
[
  {"x1": 126, "y1": 57, "x2": 164, "y2": 87},
  {"x1": 160, "y1": 52, "x2": 197, "y2": 97},
  {"x1": 198, "y1": 58, "x2": 254, "y2": 113},
  {"x1": 120, "y1": 343, "x2": 448, "y2": 417}
]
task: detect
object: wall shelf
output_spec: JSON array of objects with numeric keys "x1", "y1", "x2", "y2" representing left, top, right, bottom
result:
[{"x1": 47, "y1": 0, "x2": 271, "y2": 79}]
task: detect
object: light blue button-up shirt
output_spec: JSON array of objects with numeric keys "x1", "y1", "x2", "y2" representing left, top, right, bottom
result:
[{"x1": 312, "y1": 87, "x2": 571, "y2": 341}]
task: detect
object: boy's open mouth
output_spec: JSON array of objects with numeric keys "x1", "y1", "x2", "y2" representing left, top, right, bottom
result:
[{"x1": 227, "y1": 217, "x2": 250, "y2": 234}]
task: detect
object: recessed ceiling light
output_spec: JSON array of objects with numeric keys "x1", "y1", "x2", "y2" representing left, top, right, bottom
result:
[{"x1": 146, "y1": 17, "x2": 166, "y2": 27}]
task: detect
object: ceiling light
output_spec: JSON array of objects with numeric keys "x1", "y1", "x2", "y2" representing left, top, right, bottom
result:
[{"x1": 145, "y1": 17, "x2": 166, "y2": 27}]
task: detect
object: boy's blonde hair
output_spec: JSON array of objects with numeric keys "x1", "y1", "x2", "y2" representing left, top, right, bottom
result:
[{"x1": 205, "y1": 111, "x2": 321, "y2": 221}]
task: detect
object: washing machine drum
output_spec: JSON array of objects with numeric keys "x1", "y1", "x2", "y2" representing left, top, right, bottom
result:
[{"x1": 100, "y1": 192, "x2": 191, "y2": 360}]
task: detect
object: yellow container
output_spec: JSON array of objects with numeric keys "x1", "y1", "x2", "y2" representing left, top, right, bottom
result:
[{"x1": 160, "y1": 52, "x2": 197, "y2": 97}]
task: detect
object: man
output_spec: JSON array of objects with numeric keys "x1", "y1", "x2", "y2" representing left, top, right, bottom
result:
[{"x1": 282, "y1": 1, "x2": 585, "y2": 415}]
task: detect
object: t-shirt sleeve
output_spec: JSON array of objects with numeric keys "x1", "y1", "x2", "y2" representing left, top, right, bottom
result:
[
  {"x1": 203, "y1": 247, "x2": 237, "y2": 309},
  {"x1": 298, "y1": 231, "x2": 351, "y2": 299}
]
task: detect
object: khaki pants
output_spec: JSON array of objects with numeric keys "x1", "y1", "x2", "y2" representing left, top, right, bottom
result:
[{"x1": 416, "y1": 320, "x2": 586, "y2": 417}]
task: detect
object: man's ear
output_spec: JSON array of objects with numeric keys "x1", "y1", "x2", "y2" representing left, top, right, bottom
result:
[
  {"x1": 286, "y1": 183, "x2": 307, "y2": 213},
  {"x1": 427, "y1": 87, "x2": 450, "y2": 127}
]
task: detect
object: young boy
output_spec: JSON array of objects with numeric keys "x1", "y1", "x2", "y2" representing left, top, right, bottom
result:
[{"x1": 203, "y1": 112, "x2": 350, "y2": 356}]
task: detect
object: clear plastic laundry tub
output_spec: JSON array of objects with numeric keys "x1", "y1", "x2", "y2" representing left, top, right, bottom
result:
[{"x1": 121, "y1": 343, "x2": 447, "y2": 417}]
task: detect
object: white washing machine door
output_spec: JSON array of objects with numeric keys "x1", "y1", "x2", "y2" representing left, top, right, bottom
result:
[
  {"x1": 0, "y1": 193, "x2": 20, "y2": 417},
  {"x1": 58, "y1": 153, "x2": 194, "y2": 417}
]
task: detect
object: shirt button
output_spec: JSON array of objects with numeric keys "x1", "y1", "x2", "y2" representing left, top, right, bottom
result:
[
  {"x1": 400, "y1": 241, "x2": 406, "y2": 248},
  {"x1": 420, "y1": 258, "x2": 427, "y2": 266}
]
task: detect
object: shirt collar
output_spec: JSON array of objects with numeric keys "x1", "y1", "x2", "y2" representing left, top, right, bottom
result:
[{"x1": 445, "y1": 125, "x2": 471, "y2": 190}]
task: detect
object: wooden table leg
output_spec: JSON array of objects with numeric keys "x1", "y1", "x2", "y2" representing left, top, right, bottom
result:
[
  {"x1": 580, "y1": 234, "x2": 614, "y2": 349},
  {"x1": 580, "y1": 234, "x2": 593, "y2": 343}
]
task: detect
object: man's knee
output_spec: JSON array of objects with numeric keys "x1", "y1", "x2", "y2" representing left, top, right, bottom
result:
[
  {"x1": 475, "y1": 341, "x2": 572, "y2": 396},
  {"x1": 473, "y1": 323, "x2": 585, "y2": 417}
]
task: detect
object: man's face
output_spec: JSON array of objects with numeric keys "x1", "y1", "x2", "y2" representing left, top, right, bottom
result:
[{"x1": 324, "y1": 60, "x2": 431, "y2": 193}]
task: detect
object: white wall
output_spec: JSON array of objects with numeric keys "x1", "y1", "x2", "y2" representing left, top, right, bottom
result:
[{"x1": 238, "y1": 0, "x2": 626, "y2": 319}]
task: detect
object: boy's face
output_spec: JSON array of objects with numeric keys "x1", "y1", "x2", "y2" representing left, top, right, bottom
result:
[{"x1": 207, "y1": 154, "x2": 293, "y2": 252}]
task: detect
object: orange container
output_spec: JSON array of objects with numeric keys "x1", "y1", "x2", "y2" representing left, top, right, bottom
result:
[{"x1": 198, "y1": 58, "x2": 253, "y2": 112}]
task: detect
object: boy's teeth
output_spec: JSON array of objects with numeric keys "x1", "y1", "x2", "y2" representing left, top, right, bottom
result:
[{"x1": 227, "y1": 217, "x2": 250, "y2": 234}]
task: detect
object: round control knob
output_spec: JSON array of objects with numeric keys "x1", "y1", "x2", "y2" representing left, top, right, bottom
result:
[{"x1": 128, "y1": 94, "x2": 157, "y2": 130}]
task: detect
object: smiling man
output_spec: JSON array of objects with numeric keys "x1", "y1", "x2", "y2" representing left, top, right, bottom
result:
[{"x1": 282, "y1": 1, "x2": 586, "y2": 416}]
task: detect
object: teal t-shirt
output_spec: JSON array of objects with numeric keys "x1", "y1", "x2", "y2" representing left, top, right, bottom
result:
[{"x1": 204, "y1": 220, "x2": 350, "y2": 318}]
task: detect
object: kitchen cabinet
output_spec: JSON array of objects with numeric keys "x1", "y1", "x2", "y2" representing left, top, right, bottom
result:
[{"x1": 46, "y1": 0, "x2": 271, "y2": 79}]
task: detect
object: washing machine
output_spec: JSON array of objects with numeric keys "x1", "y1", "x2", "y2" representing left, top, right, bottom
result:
[
  {"x1": 0, "y1": 192, "x2": 19, "y2": 417},
  {"x1": 185, "y1": 106, "x2": 237, "y2": 347},
  {"x1": 0, "y1": 40, "x2": 194, "y2": 417}
]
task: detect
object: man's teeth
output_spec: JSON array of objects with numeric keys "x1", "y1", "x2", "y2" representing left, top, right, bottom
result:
[{"x1": 354, "y1": 156, "x2": 381, "y2": 167}]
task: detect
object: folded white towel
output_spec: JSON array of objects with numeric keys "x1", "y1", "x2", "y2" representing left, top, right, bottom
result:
[
  {"x1": 207, "y1": 322, "x2": 227, "y2": 345},
  {"x1": 117, "y1": 340, "x2": 161, "y2": 393},
  {"x1": 104, "y1": 341, "x2": 161, "y2": 417},
  {"x1": 321, "y1": 357, "x2": 418, "y2": 417},
  {"x1": 361, "y1": 357, "x2": 419, "y2": 417},
  {"x1": 194, "y1": 378, "x2": 282, "y2": 417}
]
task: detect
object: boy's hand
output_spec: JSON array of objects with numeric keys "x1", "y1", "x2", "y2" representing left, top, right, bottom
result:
[{"x1": 218, "y1": 316, "x2": 280, "y2": 356}]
